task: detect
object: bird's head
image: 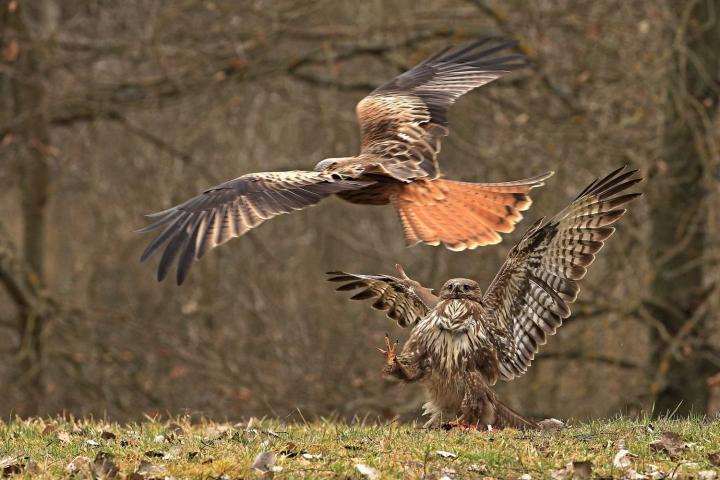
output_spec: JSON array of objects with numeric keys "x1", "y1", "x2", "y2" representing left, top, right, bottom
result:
[
  {"x1": 439, "y1": 278, "x2": 482, "y2": 301},
  {"x1": 314, "y1": 157, "x2": 352, "y2": 172}
]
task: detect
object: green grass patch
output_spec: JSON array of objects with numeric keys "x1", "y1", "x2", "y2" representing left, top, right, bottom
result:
[{"x1": 0, "y1": 416, "x2": 718, "y2": 478}]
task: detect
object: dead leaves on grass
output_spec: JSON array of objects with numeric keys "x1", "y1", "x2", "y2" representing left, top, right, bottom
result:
[
  {"x1": 64, "y1": 452, "x2": 119, "y2": 479},
  {"x1": 355, "y1": 463, "x2": 380, "y2": 479},
  {"x1": 0, "y1": 456, "x2": 38, "y2": 477},
  {"x1": 649, "y1": 431, "x2": 687, "y2": 459},
  {"x1": 550, "y1": 460, "x2": 593, "y2": 480},
  {"x1": 538, "y1": 418, "x2": 567, "y2": 432},
  {"x1": 251, "y1": 451, "x2": 279, "y2": 474}
]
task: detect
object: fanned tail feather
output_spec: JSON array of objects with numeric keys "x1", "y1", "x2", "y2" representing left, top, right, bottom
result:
[{"x1": 392, "y1": 172, "x2": 553, "y2": 250}]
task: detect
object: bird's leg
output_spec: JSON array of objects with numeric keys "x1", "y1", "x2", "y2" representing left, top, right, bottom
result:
[
  {"x1": 378, "y1": 334, "x2": 426, "y2": 382},
  {"x1": 376, "y1": 334, "x2": 399, "y2": 368}
]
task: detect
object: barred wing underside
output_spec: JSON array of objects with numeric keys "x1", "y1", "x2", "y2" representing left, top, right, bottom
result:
[
  {"x1": 327, "y1": 271, "x2": 432, "y2": 327},
  {"x1": 480, "y1": 167, "x2": 642, "y2": 381}
]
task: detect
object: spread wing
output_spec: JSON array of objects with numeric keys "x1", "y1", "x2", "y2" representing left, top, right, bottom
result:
[
  {"x1": 327, "y1": 270, "x2": 434, "y2": 327},
  {"x1": 139, "y1": 171, "x2": 372, "y2": 285},
  {"x1": 480, "y1": 167, "x2": 642, "y2": 381},
  {"x1": 356, "y1": 39, "x2": 528, "y2": 179}
]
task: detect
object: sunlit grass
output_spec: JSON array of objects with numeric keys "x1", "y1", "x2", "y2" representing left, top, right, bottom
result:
[{"x1": 0, "y1": 415, "x2": 718, "y2": 478}]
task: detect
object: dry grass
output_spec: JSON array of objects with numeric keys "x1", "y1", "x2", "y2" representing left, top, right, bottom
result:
[{"x1": 1, "y1": 416, "x2": 719, "y2": 478}]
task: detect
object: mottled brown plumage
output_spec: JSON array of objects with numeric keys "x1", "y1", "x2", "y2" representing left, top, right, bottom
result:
[
  {"x1": 140, "y1": 39, "x2": 551, "y2": 284},
  {"x1": 329, "y1": 167, "x2": 642, "y2": 429}
]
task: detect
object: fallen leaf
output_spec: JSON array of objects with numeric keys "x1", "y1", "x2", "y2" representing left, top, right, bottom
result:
[
  {"x1": 153, "y1": 434, "x2": 165, "y2": 443},
  {"x1": 93, "y1": 452, "x2": 119, "y2": 479},
  {"x1": 644, "y1": 464, "x2": 666, "y2": 480},
  {"x1": 436, "y1": 450, "x2": 457, "y2": 459},
  {"x1": 134, "y1": 460, "x2": 166, "y2": 477},
  {"x1": 538, "y1": 418, "x2": 566, "y2": 432},
  {"x1": 57, "y1": 431, "x2": 71, "y2": 443},
  {"x1": 85, "y1": 439, "x2": 101, "y2": 447},
  {"x1": 613, "y1": 449, "x2": 636, "y2": 469},
  {"x1": 649, "y1": 431, "x2": 686, "y2": 459},
  {"x1": 162, "y1": 447, "x2": 182, "y2": 461},
  {"x1": 301, "y1": 453, "x2": 322, "y2": 460},
  {"x1": 518, "y1": 474, "x2": 532, "y2": 480},
  {"x1": 167, "y1": 423, "x2": 184, "y2": 435},
  {"x1": 100, "y1": 431, "x2": 116, "y2": 440},
  {"x1": 355, "y1": 463, "x2": 380, "y2": 480},
  {"x1": 251, "y1": 452, "x2": 277, "y2": 474},
  {"x1": 0, "y1": 456, "x2": 23, "y2": 476},
  {"x1": 143, "y1": 451, "x2": 165, "y2": 458},
  {"x1": 66, "y1": 456, "x2": 91, "y2": 474},
  {"x1": 550, "y1": 463, "x2": 573, "y2": 480},
  {"x1": 572, "y1": 461, "x2": 592, "y2": 480},
  {"x1": 709, "y1": 452, "x2": 720, "y2": 466},
  {"x1": 624, "y1": 469, "x2": 648, "y2": 480},
  {"x1": 280, "y1": 442, "x2": 305, "y2": 457},
  {"x1": 440, "y1": 466, "x2": 457, "y2": 476},
  {"x1": 468, "y1": 464, "x2": 486, "y2": 473},
  {"x1": 699, "y1": 470, "x2": 718, "y2": 480},
  {"x1": 25, "y1": 460, "x2": 40, "y2": 475},
  {"x1": 41, "y1": 424, "x2": 58, "y2": 436}
]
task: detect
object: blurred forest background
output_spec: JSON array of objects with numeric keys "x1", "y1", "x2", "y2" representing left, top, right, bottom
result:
[{"x1": 1, "y1": 0, "x2": 719, "y2": 422}]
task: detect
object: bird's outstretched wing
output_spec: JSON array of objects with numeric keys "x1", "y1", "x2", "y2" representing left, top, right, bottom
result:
[
  {"x1": 327, "y1": 265, "x2": 435, "y2": 327},
  {"x1": 356, "y1": 39, "x2": 528, "y2": 179},
  {"x1": 139, "y1": 171, "x2": 372, "y2": 285},
  {"x1": 480, "y1": 167, "x2": 642, "y2": 381}
]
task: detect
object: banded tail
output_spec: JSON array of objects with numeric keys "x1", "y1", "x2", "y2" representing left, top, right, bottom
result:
[
  {"x1": 493, "y1": 398, "x2": 538, "y2": 430},
  {"x1": 391, "y1": 172, "x2": 553, "y2": 251}
]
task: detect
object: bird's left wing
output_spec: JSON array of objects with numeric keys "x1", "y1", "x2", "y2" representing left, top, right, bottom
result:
[
  {"x1": 327, "y1": 265, "x2": 435, "y2": 327},
  {"x1": 479, "y1": 167, "x2": 642, "y2": 381}
]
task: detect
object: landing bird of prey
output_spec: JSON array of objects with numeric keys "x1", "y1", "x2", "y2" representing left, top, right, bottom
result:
[
  {"x1": 328, "y1": 167, "x2": 642, "y2": 429},
  {"x1": 139, "y1": 39, "x2": 553, "y2": 284}
]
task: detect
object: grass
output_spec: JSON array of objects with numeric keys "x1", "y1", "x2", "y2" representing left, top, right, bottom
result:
[{"x1": 1, "y1": 416, "x2": 719, "y2": 478}]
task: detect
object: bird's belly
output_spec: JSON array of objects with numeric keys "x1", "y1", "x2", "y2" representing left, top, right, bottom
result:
[{"x1": 335, "y1": 181, "x2": 398, "y2": 205}]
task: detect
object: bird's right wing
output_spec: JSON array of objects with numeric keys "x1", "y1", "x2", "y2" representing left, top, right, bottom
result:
[
  {"x1": 327, "y1": 265, "x2": 435, "y2": 327},
  {"x1": 139, "y1": 171, "x2": 372, "y2": 285},
  {"x1": 480, "y1": 167, "x2": 642, "y2": 381}
]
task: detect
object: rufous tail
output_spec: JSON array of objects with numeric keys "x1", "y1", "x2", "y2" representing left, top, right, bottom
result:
[{"x1": 391, "y1": 172, "x2": 553, "y2": 251}]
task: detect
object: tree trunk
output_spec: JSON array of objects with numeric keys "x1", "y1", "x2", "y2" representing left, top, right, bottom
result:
[
  {"x1": 648, "y1": 0, "x2": 720, "y2": 415},
  {"x1": 2, "y1": 0, "x2": 53, "y2": 416}
]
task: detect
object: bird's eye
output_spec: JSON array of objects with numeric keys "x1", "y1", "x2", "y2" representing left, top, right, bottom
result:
[{"x1": 463, "y1": 284, "x2": 470, "y2": 291}]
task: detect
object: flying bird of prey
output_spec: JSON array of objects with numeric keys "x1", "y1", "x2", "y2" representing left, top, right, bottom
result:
[
  {"x1": 139, "y1": 39, "x2": 553, "y2": 284},
  {"x1": 328, "y1": 167, "x2": 642, "y2": 429}
]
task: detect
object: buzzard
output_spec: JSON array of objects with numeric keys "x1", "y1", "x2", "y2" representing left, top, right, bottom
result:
[
  {"x1": 139, "y1": 39, "x2": 552, "y2": 284},
  {"x1": 328, "y1": 167, "x2": 642, "y2": 429}
]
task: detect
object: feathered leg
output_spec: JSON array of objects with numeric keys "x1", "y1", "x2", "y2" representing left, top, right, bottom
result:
[{"x1": 379, "y1": 335, "x2": 428, "y2": 382}]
